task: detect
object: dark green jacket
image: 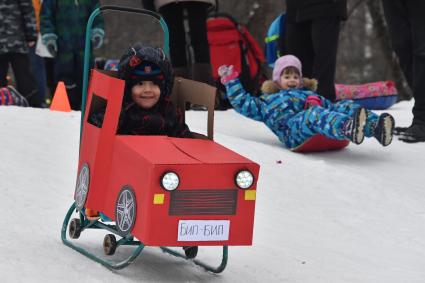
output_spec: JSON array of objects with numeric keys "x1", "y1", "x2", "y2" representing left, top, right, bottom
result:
[
  {"x1": 40, "y1": 0, "x2": 101, "y2": 52},
  {"x1": 0, "y1": 0, "x2": 37, "y2": 54}
]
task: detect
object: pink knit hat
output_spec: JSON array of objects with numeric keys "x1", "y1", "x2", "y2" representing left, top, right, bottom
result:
[{"x1": 272, "y1": 55, "x2": 302, "y2": 88}]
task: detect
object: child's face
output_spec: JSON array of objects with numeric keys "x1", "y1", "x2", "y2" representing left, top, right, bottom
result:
[
  {"x1": 131, "y1": 81, "x2": 161, "y2": 109},
  {"x1": 280, "y1": 71, "x2": 301, "y2": 90}
]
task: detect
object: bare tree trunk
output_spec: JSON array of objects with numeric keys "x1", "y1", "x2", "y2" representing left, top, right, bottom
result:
[{"x1": 366, "y1": 0, "x2": 412, "y2": 100}]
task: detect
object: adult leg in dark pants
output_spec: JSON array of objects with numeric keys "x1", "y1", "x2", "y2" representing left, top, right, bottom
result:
[
  {"x1": 0, "y1": 53, "x2": 41, "y2": 107},
  {"x1": 54, "y1": 50, "x2": 83, "y2": 110},
  {"x1": 0, "y1": 55, "x2": 9, "y2": 86},
  {"x1": 159, "y1": 3, "x2": 187, "y2": 68},
  {"x1": 286, "y1": 18, "x2": 341, "y2": 101},
  {"x1": 159, "y1": 2, "x2": 212, "y2": 83},
  {"x1": 186, "y1": 3, "x2": 210, "y2": 64},
  {"x1": 285, "y1": 22, "x2": 314, "y2": 77},
  {"x1": 186, "y1": 2, "x2": 212, "y2": 83},
  {"x1": 383, "y1": 0, "x2": 425, "y2": 141}
]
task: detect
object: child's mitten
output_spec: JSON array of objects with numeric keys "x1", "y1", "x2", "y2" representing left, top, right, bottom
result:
[
  {"x1": 218, "y1": 65, "x2": 239, "y2": 84},
  {"x1": 304, "y1": 95, "x2": 322, "y2": 109},
  {"x1": 41, "y1": 33, "x2": 58, "y2": 57}
]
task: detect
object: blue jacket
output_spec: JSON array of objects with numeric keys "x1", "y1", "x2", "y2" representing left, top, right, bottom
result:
[{"x1": 224, "y1": 78, "x2": 331, "y2": 145}]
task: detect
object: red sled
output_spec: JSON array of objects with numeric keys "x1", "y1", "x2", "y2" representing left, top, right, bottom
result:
[{"x1": 291, "y1": 135, "x2": 349, "y2": 153}]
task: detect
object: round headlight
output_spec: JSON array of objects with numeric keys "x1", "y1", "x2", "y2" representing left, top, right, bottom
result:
[
  {"x1": 161, "y1": 172, "x2": 179, "y2": 191},
  {"x1": 235, "y1": 170, "x2": 254, "y2": 189}
]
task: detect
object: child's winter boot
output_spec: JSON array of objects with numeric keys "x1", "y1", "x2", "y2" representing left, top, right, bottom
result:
[
  {"x1": 343, "y1": 107, "x2": 367, "y2": 144},
  {"x1": 374, "y1": 113, "x2": 395, "y2": 146}
]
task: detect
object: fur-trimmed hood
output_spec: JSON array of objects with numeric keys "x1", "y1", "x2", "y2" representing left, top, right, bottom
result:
[{"x1": 261, "y1": 78, "x2": 318, "y2": 94}]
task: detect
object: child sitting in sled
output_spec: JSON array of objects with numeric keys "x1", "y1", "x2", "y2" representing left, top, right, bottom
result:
[
  {"x1": 89, "y1": 42, "x2": 192, "y2": 138},
  {"x1": 218, "y1": 55, "x2": 395, "y2": 150},
  {"x1": 86, "y1": 43, "x2": 192, "y2": 220}
]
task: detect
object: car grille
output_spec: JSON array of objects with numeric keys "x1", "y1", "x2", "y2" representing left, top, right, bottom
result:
[{"x1": 169, "y1": 189, "x2": 237, "y2": 215}]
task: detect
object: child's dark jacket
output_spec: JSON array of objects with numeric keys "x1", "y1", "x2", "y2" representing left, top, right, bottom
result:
[
  {"x1": 89, "y1": 98, "x2": 191, "y2": 138},
  {"x1": 117, "y1": 98, "x2": 191, "y2": 137},
  {"x1": 89, "y1": 42, "x2": 192, "y2": 138}
]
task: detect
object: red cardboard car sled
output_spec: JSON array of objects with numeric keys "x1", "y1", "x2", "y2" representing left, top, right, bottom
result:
[{"x1": 62, "y1": 68, "x2": 260, "y2": 271}]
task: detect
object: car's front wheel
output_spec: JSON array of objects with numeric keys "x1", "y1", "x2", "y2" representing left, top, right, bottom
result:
[{"x1": 115, "y1": 186, "x2": 137, "y2": 236}]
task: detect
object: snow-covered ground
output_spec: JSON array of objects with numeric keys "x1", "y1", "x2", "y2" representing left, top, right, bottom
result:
[{"x1": 0, "y1": 100, "x2": 424, "y2": 283}]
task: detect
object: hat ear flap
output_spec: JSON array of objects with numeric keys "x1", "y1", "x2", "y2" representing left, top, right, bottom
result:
[{"x1": 156, "y1": 47, "x2": 166, "y2": 61}]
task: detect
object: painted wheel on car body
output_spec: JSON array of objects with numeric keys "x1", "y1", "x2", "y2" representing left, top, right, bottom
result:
[
  {"x1": 74, "y1": 164, "x2": 90, "y2": 210},
  {"x1": 115, "y1": 186, "x2": 137, "y2": 235}
]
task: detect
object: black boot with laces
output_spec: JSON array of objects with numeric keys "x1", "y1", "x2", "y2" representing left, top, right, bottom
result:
[
  {"x1": 343, "y1": 107, "x2": 367, "y2": 144},
  {"x1": 374, "y1": 113, "x2": 395, "y2": 146}
]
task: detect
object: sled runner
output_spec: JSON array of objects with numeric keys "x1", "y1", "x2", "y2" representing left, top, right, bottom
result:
[{"x1": 61, "y1": 6, "x2": 260, "y2": 273}]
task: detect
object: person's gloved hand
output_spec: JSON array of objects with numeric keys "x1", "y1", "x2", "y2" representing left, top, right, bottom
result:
[
  {"x1": 91, "y1": 28, "x2": 105, "y2": 49},
  {"x1": 304, "y1": 95, "x2": 323, "y2": 109},
  {"x1": 41, "y1": 33, "x2": 58, "y2": 57},
  {"x1": 218, "y1": 65, "x2": 239, "y2": 84}
]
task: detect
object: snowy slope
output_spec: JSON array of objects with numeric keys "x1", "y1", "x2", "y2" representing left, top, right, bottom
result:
[{"x1": 0, "y1": 101, "x2": 424, "y2": 283}]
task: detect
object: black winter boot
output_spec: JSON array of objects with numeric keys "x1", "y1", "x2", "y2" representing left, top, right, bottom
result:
[
  {"x1": 343, "y1": 107, "x2": 367, "y2": 144},
  {"x1": 394, "y1": 126, "x2": 409, "y2": 135},
  {"x1": 374, "y1": 113, "x2": 395, "y2": 146},
  {"x1": 398, "y1": 123, "x2": 425, "y2": 143}
]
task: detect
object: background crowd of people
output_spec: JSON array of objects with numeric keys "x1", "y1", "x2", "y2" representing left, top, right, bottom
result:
[{"x1": 0, "y1": 0, "x2": 423, "y2": 142}]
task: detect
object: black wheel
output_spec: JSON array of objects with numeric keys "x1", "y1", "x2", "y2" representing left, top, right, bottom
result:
[
  {"x1": 103, "y1": 234, "x2": 117, "y2": 255},
  {"x1": 115, "y1": 186, "x2": 137, "y2": 236},
  {"x1": 183, "y1": 246, "x2": 198, "y2": 259},
  {"x1": 75, "y1": 164, "x2": 90, "y2": 210},
  {"x1": 69, "y1": 218, "x2": 82, "y2": 239}
]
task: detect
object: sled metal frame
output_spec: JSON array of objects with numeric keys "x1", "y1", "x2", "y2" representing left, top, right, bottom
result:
[{"x1": 61, "y1": 203, "x2": 228, "y2": 272}]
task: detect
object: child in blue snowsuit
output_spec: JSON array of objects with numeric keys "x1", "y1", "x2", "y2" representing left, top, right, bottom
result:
[{"x1": 218, "y1": 55, "x2": 395, "y2": 150}]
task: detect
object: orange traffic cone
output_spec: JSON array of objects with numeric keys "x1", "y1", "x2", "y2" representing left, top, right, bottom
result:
[{"x1": 50, "y1": 81, "x2": 71, "y2": 112}]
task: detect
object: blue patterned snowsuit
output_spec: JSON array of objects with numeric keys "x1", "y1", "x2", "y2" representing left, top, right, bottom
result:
[{"x1": 224, "y1": 78, "x2": 379, "y2": 149}]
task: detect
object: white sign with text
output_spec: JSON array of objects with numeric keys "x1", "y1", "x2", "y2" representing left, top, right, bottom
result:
[{"x1": 177, "y1": 220, "x2": 230, "y2": 241}]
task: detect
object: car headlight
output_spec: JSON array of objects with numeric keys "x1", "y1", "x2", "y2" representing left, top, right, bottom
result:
[
  {"x1": 161, "y1": 172, "x2": 179, "y2": 191},
  {"x1": 235, "y1": 170, "x2": 254, "y2": 189}
]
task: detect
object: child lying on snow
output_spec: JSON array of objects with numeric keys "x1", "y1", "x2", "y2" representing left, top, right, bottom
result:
[{"x1": 218, "y1": 55, "x2": 395, "y2": 150}]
